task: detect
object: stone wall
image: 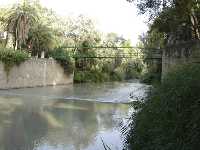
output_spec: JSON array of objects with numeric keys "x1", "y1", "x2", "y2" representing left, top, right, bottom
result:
[
  {"x1": 162, "y1": 40, "x2": 200, "y2": 77},
  {"x1": 0, "y1": 58, "x2": 73, "y2": 89}
]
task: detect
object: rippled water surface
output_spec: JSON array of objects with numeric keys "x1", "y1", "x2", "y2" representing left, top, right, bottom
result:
[{"x1": 0, "y1": 81, "x2": 147, "y2": 150}]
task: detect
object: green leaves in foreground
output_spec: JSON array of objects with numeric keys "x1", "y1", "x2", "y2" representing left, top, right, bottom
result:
[{"x1": 125, "y1": 64, "x2": 200, "y2": 150}]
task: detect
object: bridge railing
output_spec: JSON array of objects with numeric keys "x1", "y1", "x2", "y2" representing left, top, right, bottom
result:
[{"x1": 61, "y1": 46, "x2": 162, "y2": 59}]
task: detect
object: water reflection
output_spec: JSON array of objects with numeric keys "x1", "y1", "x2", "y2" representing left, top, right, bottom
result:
[{"x1": 0, "y1": 96, "x2": 130, "y2": 150}]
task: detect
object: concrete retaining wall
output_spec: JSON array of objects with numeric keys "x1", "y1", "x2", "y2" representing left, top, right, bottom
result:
[
  {"x1": 0, "y1": 58, "x2": 73, "y2": 89},
  {"x1": 162, "y1": 40, "x2": 200, "y2": 77}
]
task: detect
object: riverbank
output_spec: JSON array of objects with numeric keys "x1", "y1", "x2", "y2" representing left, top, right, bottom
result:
[{"x1": 125, "y1": 64, "x2": 200, "y2": 150}]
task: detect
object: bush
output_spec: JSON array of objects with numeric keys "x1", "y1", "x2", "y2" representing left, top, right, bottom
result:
[
  {"x1": 74, "y1": 71, "x2": 86, "y2": 83},
  {"x1": 0, "y1": 49, "x2": 29, "y2": 74},
  {"x1": 74, "y1": 70, "x2": 110, "y2": 83},
  {"x1": 110, "y1": 67, "x2": 125, "y2": 81},
  {"x1": 141, "y1": 71, "x2": 161, "y2": 84},
  {"x1": 102, "y1": 62, "x2": 114, "y2": 74},
  {"x1": 123, "y1": 60, "x2": 144, "y2": 80},
  {"x1": 125, "y1": 64, "x2": 200, "y2": 150},
  {"x1": 49, "y1": 48, "x2": 74, "y2": 73},
  {"x1": 124, "y1": 65, "x2": 141, "y2": 80}
]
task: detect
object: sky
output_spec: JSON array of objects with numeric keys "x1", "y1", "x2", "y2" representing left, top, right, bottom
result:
[{"x1": 0, "y1": 0, "x2": 148, "y2": 45}]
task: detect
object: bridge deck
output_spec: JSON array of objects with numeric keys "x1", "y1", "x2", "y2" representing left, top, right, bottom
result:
[{"x1": 64, "y1": 46, "x2": 162, "y2": 59}]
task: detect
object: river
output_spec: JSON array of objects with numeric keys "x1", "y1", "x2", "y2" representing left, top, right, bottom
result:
[{"x1": 0, "y1": 80, "x2": 148, "y2": 150}]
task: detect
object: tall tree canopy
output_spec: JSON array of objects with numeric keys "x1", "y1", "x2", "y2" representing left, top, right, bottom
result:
[
  {"x1": 0, "y1": 1, "x2": 38, "y2": 49},
  {"x1": 128, "y1": 0, "x2": 200, "y2": 42}
]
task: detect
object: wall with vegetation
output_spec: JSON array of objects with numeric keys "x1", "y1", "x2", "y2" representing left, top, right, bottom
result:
[
  {"x1": 162, "y1": 41, "x2": 200, "y2": 77},
  {"x1": 0, "y1": 58, "x2": 73, "y2": 89}
]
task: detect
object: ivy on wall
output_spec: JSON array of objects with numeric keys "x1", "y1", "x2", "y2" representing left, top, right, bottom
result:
[
  {"x1": 0, "y1": 49, "x2": 29, "y2": 77},
  {"x1": 49, "y1": 48, "x2": 74, "y2": 74}
]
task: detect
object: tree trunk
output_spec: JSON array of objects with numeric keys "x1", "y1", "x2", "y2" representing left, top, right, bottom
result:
[{"x1": 190, "y1": 9, "x2": 200, "y2": 40}]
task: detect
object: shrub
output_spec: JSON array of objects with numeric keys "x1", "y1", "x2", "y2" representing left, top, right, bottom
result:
[
  {"x1": 74, "y1": 71, "x2": 86, "y2": 83},
  {"x1": 102, "y1": 62, "x2": 114, "y2": 74},
  {"x1": 124, "y1": 64, "x2": 140, "y2": 80},
  {"x1": 0, "y1": 49, "x2": 29, "y2": 74},
  {"x1": 125, "y1": 64, "x2": 200, "y2": 150},
  {"x1": 123, "y1": 60, "x2": 144, "y2": 80},
  {"x1": 49, "y1": 48, "x2": 74, "y2": 73},
  {"x1": 141, "y1": 71, "x2": 161, "y2": 84},
  {"x1": 110, "y1": 67, "x2": 125, "y2": 81},
  {"x1": 74, "y1": 70, "x2": 110, "y2": 83}
]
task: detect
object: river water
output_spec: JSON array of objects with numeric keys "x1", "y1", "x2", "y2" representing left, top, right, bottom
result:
[{"x1": 0, "y1": 80, "x2": 148, "y2": 150}]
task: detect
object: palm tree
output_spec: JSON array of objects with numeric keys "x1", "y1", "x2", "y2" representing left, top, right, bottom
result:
[{"x1": 1, "y1": 1, "x2": 38, "y2": 50}]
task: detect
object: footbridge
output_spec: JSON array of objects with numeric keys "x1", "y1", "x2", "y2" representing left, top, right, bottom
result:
[{"x1": 63, "y1": 46, "x2": 162, "y2": 60}]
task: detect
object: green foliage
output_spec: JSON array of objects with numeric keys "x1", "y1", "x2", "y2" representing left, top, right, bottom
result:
[
  {"x1": 0, "y1": 39, "x2": 6, "y2": 48},
  {"x1": 140, "y1": 61, "x2": 162, "y2": 85},
  {"x1": 64, "y1": 15, "x2": 101, "y2": 48},
  {"x1": 110, "y1": 68, "x2": 124, "y2": 81},
  {"x1": 124, "y1": 60, "x2": 144, "y2": 79},
  {"x1": 74, "y1": 40, "x2": 98, "y2": 71},
  {"x1": 0, "y1": 0, "x2": 63, "y2": 55},
  {"x1": 130, "y1": 0, "x2": 200, "y2": 41},
  {"x1": 0, "y1": 48, "x2": 29, "y2": 74},
  {"x1": 141, "y1": 69, "x2": 161, "y2": 84},
  {"x1": 73, "y1": 60, "x2": 144, "y2": 83},
  {"x1": 28, "y1": 23, "x2": 56, "y2": 56},
  {"x1": 125, "y1": 64, "x2": 200, "y2": 150},
  {"x1": 139, "y1": 29, "x2": 163, "y2": 83},
  {"x1": 74, "y1": 55, "x2": 144, "y2": 83},
  {"x1": 49, "y1": 48, "x2": 74, "y2": 74},
  {"x1": 74, "y1": 49, "x2": 97, "y2": 59},
  {"x1": 73, "y1": 36, "x2": 145, "y2": 83},
  {"x1": 49, "y1": 48, "x2": 70, "y2": 61},
  {"x1": 74, "y1": 70, "x2": 110, "y2": 83},
  {"x1": 0, "y1": 1, "x2": 39, "y2": 49}
]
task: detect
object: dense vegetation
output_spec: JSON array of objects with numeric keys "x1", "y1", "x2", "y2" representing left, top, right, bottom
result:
[
  {"x1": 124, "y1": 0, "x2": 200, "y2": 149},
  {"x1": 125, "y1": 64, "x2": 200, "y2": 150},
  {"x1": 0, "y1": 0, "x2": 199, "y2": 149},
  {"x1": 74, "y1": 58, "x2": 144, "y2": 83},
  {"x1": 127, "y1": 0, "x2": 200, "y2": 84},
  {"x1": 0, "y1": 48, "x2": 29, "y2": 74},
  {"x1": 0, "y1": 0, "x2": 144, "y2": 82},
  {"x1": 130, "y1": 0, "x2": 200, "y2": 41},
  {"x1": 49, "y1": 48, "x2": 74, "y2": 74},
  {"x1": 73, "y1": 41, "x2": 144, "y2": 82}
]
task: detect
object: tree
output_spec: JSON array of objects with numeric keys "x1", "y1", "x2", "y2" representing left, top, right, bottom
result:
[
  {"x1": 63, "y1": 15, "x2": 100, "y2": 46},
  {"x1": 127, "y1": 0, "x2": 173, "y2": 18},
  {"x1": 27, "y1": 23, "x2": 56, "y2": 57},
  {"x1": 103, "y1": 33, "x2": 126, "y2": 47},
  {"x1": 128, "y1": 0, "x2": 200, "y2": 41},
  {"x1": 0, "y1": 1, "x2": 38, "y2": 49},
  {"x1": 25, "y1": 2, "x2": 61, "y2": 57}
]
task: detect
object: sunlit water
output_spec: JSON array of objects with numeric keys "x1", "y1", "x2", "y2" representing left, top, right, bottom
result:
[{"x1": 0, "y1": 80, "x2": 148, "y2": 150}]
